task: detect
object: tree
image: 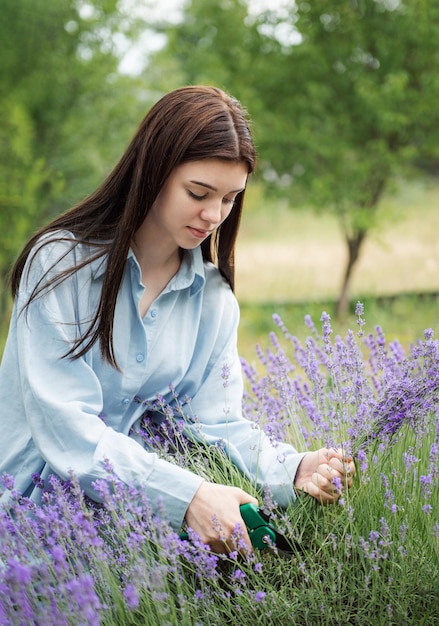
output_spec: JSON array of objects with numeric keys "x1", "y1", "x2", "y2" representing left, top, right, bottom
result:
[
  {"x1": 0, "y1": 0, "x2": 152, "y2": 324},
  {"x1": 261, "y1": 0, "x2": 439, "y2": 316},
  {"x1": 155, "y1": 0, "x2": 439, "y2": 315}
]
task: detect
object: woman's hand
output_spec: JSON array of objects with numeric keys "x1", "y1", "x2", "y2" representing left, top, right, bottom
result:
[
  {"x1": 294, "y1": 448, "x2": 355, "y2": 504},
  {"x1": 185, "y1": 481, "x2": 258, "y2": 553}
]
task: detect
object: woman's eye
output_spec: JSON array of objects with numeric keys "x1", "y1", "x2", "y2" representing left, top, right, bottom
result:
[
  {"x1": 188, "y1": 190, "x2": 207, "y2": 201},
  {"x1": 223, "y1": 197, "x2": 236, "y2": 206}
]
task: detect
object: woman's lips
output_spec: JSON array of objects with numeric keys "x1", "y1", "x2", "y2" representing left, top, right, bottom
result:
[{"x1": 188, "y1": 226, "x2": 211, "y2": 239}]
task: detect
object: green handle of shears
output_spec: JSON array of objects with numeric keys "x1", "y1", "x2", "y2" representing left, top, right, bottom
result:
[
  {"x1": 179, "y1": 502, "x2": 276, "y2": 550},
  {"x1": 240, "y1": 502, "x2": 277, "y2": 549}
]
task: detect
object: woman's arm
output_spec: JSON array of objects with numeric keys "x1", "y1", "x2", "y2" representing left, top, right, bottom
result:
[
  {"x1": 7, "y1": 237, "x2": 204, "y2": 529},
  {"x1": 182, "y1": 273, "x2": 354, "y2": 512},
  {"x1": 180, "y1": 273, "x2": 305, "y2": 506}
]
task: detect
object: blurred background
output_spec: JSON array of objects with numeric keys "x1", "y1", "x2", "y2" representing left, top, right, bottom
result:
[{"x1": 1, "y1": 0, "x2": 438, "y2": 361}]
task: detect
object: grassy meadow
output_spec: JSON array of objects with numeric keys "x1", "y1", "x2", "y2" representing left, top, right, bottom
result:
[{"x1": 235, "y1": 178, "x2": 439, "y2": 361}]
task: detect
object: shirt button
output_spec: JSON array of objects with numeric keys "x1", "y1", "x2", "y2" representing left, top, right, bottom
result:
[
  {"x1": 150, "y1": 309, "x2": 157, "y2": 318},
  {"x1": 122, "y1": 398, "x2": 130, "y2": 405},
  {"x1": 136, "y1": 353, "x2": 144, "y2": 363}
]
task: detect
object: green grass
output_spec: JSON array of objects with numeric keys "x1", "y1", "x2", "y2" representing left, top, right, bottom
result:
[
  {"x1": 238, "y1": 293, "x2": 439, "y2": 363},
  {"x1": 236, "y1": 178, "x2": 439, "y2": 361},
  {"x1": 236, "y1": 177, "x2": 439, "y2": 303}
]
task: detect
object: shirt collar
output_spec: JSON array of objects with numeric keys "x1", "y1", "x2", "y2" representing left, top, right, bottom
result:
[
  {"x1": 89, "y1": 251, "x2": 108, "y2": 280},
  {"x1": 91, "y1": 246, "x2": 206, "y2": 296},
  {"x1": 162, "y1": 247, "x2": 205, "y2": 296}
]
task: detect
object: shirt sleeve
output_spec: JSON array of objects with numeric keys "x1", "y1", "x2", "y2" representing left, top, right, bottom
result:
[
  {"x1": 181, "y1": 269, "x2": 306, "y2": 508},
  {"x1": 15, "y1": 238, "x2": 204, "y2": 529}
]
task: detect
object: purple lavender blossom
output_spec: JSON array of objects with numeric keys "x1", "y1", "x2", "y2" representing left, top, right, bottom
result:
[
  {"x1": 355, "y1": 301, "x2": 366, "y2": 337},
  {"x1": 242, "y1": 309, "x2": 439, "y2": 462}
]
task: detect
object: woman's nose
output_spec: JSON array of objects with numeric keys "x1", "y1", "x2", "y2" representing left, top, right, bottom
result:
[{"x1": 200, "y1": 201, "x2": 223, "y2": 225}]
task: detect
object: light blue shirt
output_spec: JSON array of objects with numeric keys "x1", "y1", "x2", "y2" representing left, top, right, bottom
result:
[{"x1": 0, "y1": 232, "x2": 305, "y2": 529}]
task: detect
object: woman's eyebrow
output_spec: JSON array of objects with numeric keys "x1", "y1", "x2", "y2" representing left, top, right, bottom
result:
[{"x1": 189, "y1": 180, "x2": 245, "y2": 194}]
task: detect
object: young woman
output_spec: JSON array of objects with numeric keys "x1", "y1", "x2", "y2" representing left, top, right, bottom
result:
[{"x1": 0, "y1": 86, "x2": 354, "y2": 553}]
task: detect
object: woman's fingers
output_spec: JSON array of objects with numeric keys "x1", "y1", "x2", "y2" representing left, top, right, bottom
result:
[
  {"x1": 296, "y1": 448, "x2": 356, "y2": 503},
  {"x1": 185, "y1": 482, "x2": 258, "y2": 553}
]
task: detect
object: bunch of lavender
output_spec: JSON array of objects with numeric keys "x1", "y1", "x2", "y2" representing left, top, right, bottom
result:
[
  {"x1": 0, "y1": 458, "x2": 268, "y2": 625},
  {"x1": 352, "y1": 326, "x2": 439, "y2": 453},
  {"x1": 241, "y1": 303, "x2": 439, "y2": 459},
  {"x1": 0, "y1": 474, "x2": 104, "y2": 624},
  {"x1": 130, "y1": 386, "x2": 257, "y2": 491},
  {"x1": 239, "y1": 306, "x2": 438, "y2": 618}
]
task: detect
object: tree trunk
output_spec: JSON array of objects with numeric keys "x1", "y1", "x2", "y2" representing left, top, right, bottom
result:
[
  {"x1": 336, "y1": 229, "x2": 366, "y2": 319},
  {"x1": 335, "y1": 175, "x2": 387, "y2": 319}
]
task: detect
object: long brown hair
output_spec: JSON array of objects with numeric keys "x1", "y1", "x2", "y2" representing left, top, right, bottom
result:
[{"x1": 10, "y1": 86, "x2": 256, "y2": 368}]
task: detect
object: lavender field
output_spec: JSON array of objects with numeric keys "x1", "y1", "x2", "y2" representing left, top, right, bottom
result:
[{"x1": 1, "y1": 305, "x2": 438, "y2": 625}]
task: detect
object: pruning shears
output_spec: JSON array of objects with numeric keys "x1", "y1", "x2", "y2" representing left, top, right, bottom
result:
[{"x1": 180, "y1": 502, "x2": 294, "y2": 554}]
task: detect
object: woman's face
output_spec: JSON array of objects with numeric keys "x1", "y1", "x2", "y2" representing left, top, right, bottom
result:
[{"x1": 142, "y1": 158, "x2": 248, "y2": 254}]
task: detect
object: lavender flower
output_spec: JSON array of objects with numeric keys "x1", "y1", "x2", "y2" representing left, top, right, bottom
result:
[
  {"x1": 355, "y1": 301, "x2": 366, "y2": 337},
  {"x1": 243, "y1": 307, "x2": 439, "y2": 460},
  {"x1": 352, "y1": 329, "x2": 439, "y2": 453}
]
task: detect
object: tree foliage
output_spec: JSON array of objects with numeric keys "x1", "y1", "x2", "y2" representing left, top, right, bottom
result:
[
  {"x1": 156, "y1": 0, "x2": 439, "y2": 314},
  {"x1": 0, "y1": 0, "x2": 150, "y2": 322},
  {"x1": 2, "y1": 0, "x2": 439, "y2": 322}
]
